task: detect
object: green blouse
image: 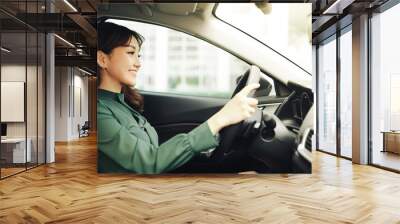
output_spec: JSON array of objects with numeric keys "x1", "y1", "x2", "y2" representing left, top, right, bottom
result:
[{"x1": 97, "y1": 88, "x2": 219, "y2": 174}]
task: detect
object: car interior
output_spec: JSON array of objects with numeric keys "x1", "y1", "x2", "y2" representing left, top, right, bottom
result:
[{"x1": 97, "y1": 3, "x2": 314, "y2": 173}]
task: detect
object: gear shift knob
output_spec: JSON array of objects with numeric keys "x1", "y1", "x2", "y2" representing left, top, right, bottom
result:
[{"x1": 262, "y1": 112, "x2": 276, "y2": 129}]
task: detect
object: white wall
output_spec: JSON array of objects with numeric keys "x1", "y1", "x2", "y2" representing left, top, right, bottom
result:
[
  {"x1": 54, "y1": 66, "x2": 89, "y2": 141},
  {"x1": 72, "y1": 71, "x2": 89, "y2": 139},
  {"x1": 1, "y1": 65, "x2": 26, "y2": 136},
  {"x1": 1, "y1": 65, "x2": 37, "y2": 138},
  {"x1": 1, "y1": 63, "x2": 46, "y2": 164},
  {"x1": 54, "y1": 66, "x2": 69, "y2": 141}
]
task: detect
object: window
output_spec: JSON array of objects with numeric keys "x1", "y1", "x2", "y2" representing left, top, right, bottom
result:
[
  {"x1": 339, "y1": 27, "x2": 352, "y2": 158},
  {"x1": 370, "y1": 3, "x2": 400, "y2": 171},
  {"x1": 317, "y1": 27, "x2": 352, "y2": 159},
  {"x1": 317, "y1": 36, "x2": 337, "y2": 154},
  {"x1": 215, "y1": 3, "x2": 312, "y2": 73},
  {"x1": 390, "y1": 75, "x2": 400, "y2": 129},
  {"x1": 107, "y1": 19, "x2": 276, "y2": 98}
]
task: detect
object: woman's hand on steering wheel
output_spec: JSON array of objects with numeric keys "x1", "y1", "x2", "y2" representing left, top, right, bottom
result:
[{"x1": 207, "y1": 83, "x2": 260, "y2": 135}]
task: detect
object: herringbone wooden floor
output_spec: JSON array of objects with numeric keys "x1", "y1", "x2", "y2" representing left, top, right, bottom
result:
[{"x1": 1, "y1": 133, "x2": 400, "y2": 224}]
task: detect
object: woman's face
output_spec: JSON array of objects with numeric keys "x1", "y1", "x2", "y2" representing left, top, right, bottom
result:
[{"x1": 100, "y1": 36, "x2": 142, "y2": 87}]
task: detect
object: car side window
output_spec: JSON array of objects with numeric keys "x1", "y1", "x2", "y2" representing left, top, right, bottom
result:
[{"x1": 108, "y1": 19, "x2": 275, "y2": 98}]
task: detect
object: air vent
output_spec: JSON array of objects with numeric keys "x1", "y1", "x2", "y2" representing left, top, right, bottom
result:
[
  {"x1": 305, "y1": 129, "x2": 314, "y2": 152},
  {"x1": 296, "y1": 128, "x2": 314, "y2": 162}
]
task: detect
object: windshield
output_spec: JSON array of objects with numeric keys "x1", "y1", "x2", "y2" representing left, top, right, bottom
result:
[{"x1": 215, "y1": 3, "x2": 312, "y2": 73}]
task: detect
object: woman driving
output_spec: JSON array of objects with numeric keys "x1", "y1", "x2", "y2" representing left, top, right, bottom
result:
[{"x1": 97, "y1": 21, "x2": 260, "y2": 174}]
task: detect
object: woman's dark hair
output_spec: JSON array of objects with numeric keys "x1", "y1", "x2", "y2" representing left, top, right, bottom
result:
[{"x1": 97, "y1": 19, "x2": 145, "y2": 112}]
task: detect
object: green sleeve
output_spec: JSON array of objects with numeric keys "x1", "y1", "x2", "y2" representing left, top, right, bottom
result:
[{"x1": 97, "y1": 102, "x2": 219, "y2": 174}]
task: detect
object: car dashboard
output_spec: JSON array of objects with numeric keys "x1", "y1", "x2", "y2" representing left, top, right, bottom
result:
[{"x1": 273, "y1": 82, "x2": 314, "y2": 134}]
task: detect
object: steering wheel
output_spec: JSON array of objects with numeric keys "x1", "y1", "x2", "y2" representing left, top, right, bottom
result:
[{"x1": 210, "y1": 65, "x2": 262, "y2": 162}]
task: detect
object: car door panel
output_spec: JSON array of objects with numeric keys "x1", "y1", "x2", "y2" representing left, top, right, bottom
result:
[
  {"x1": 141, "y1": 91, "x2": 288, "y2": 144},
  {"x1": 141, "y1": 91, "x2": 227, "y2": 143}
]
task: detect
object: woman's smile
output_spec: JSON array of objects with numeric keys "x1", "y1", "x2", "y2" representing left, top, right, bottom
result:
[{"x1": 129, "y1": 69, "x2": 138, "y2": 78}]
